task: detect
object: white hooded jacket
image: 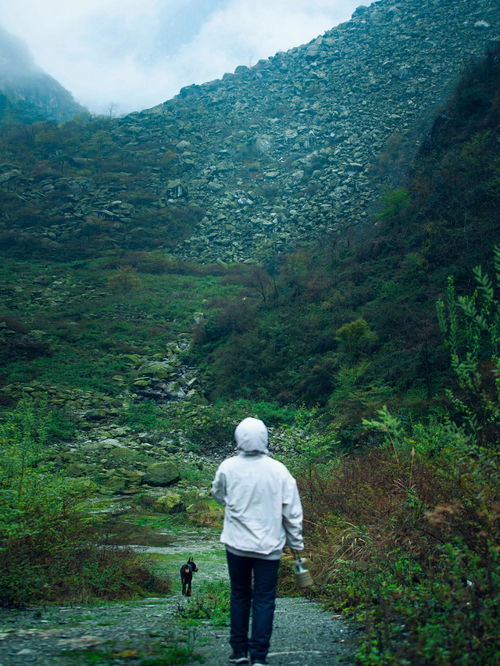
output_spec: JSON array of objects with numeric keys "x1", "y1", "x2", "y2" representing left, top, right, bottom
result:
[{"x1": 211, "y1": 418, "x2": 304, "y2": 556}]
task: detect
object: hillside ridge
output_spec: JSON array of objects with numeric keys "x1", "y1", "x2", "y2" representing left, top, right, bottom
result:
[
  {"x1": 0, "y1": 0, "x2": 498, "y2": 262},
  {"x1": 0, "y1": 26, "x2": 86, "y2": 122}
]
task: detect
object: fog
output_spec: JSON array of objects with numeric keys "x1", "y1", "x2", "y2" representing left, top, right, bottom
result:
[{"x1": 0, "y1": 1, "x2": 373, "y2": 116}]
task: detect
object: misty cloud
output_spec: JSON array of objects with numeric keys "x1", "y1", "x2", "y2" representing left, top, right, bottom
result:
[
  {"x1": 0, "y1": 25, "x2": 38, "y2": 82},
  {"x1": 0, "y1": 0, "x2": 372, "y2": 115}
]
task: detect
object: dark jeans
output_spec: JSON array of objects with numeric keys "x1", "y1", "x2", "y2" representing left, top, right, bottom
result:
[{"x1": 226, "y1": 550, "x2": 280, "y2": 662}]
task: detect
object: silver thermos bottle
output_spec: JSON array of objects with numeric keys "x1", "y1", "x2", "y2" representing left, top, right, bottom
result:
[{"x1": 292, "y1": 554, "x2": 314, "y2": 588}]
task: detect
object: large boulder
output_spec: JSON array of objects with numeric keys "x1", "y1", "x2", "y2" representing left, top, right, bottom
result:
[
  {"x1": 143, "y1": 461, "x2": 181, "y2": 487},
  {"x1": 101, "y1": 474, "x2": 130, "y2": 494},
  {"x1": 101, "y1": 468, "x2": 145, "y2": 494}
]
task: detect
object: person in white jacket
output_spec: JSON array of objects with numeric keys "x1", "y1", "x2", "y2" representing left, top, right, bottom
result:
[{"x1": 212, "y1": 417, "x2": 304, "y2": 666}]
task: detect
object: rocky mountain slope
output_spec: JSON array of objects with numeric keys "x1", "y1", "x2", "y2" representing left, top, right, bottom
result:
[
  {"x1": 146, "y1": 0, "x2": 499, "y2": 261},
  {"x1": 0, "y1": 0, "x2": 498, "y2": 263},
  {"x1": 0, "y1": 26, "x2": 85, "y2": 122}
]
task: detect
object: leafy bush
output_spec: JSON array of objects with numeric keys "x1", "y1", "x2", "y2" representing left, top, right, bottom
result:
[
  {"x1": 335, "y1": 318, "x2": 378, "y2": 360},
  {"x1": 436, "y1": 247, "x2": 499, "y2": 445},
  {"x1": 224, "y1": 399, "x2": 299, "y2": 426},
  {"x1": 7, "y1": 395, "x2": 76, "y2": 443}
]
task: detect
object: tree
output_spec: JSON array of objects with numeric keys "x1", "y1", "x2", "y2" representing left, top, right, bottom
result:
[{"x1": 336, "y1": 317, "x2": 377, "y2": 360}]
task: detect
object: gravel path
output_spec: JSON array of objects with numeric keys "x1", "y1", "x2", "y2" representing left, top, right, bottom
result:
[
  {"x1": 0, "y1": 531, "x2": 357, "y2": 665},
  {"x1": 197, "y1": 596, "x2": 356, "y2": 666}
]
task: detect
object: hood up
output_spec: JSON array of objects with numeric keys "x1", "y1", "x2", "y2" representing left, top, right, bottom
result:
[{"x1": 235, "y1": 417, "x2": 269, "y2": 455}]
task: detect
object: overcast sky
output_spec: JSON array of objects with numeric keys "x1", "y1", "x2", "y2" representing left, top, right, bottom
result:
[{"x1": 0, "y1": 0, "x2": 373, "y2": 116}]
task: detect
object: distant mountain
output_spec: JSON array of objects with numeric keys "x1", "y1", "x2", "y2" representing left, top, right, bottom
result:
[{"x1": 0, "y1": 26, "x2": 86, "y2": 122}]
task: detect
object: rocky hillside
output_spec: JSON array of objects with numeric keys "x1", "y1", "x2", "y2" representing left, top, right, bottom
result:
[
  {"x1": 0, "y1": 0, "x2": 498, "y2": 263},
  {"x1": 146, "y1": 0, "x2": 499, "y2": 261},
  {"x1": 0, "y1": 26, "x2": 85, "y2": 122}
]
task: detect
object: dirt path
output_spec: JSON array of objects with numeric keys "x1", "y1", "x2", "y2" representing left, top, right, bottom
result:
[{"x1": 0, "y1": 530, "x2": 357, "y2": 665}]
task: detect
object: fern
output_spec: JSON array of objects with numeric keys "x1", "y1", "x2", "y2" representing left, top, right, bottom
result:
[{"x1": 436, "y1": 248, "x2": 499, "y2": 445}]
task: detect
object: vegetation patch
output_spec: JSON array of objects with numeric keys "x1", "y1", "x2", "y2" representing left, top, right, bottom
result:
[
  {"x1": 66, "y1": 635, "x2": 202, "y2": 666},
  {"x1": 177, "y1": 580, "x2": 230, "y2": 627},
  {"x1": 0, "y1": 399, "x2": 170, "y2": 607}
]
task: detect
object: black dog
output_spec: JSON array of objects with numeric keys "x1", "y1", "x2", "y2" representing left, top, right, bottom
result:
[{"x1": 180, "y1": 557, "x2": 199, "y2": 596}]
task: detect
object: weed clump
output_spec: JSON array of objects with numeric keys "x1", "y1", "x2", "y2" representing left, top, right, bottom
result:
[{"x1": 177, "y1": 580, "x2": 230, "y2": 627}]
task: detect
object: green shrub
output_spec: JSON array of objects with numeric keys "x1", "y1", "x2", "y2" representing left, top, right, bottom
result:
[
  {"x1": 227, "y1": 399, "x2": 299, "y2": 426},
  {"x1": 436, "y1": 247, "x2": 499, "y2": 445},
  {"x1": 7, "y1": 395, "x2": 76, "y2": 443}
]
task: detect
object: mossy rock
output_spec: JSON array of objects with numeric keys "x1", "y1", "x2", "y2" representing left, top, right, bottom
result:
[
  {"x1": 97, "y1": 438, "x2": 122, "y2": 448},
  {"x1": 102, "y1": 475, "x2": 130, "y2": 493},
  {"x1": 107, "y1": 446, "x2": 151, "y2": 466},
  {"x1": 133, "y1": 378, "x2": 151, "y2": 388},
  {"x1": 139, "y1": 361, "x2": 176, "y2": 379},
  {"x1": 185, "y1": 499, "x2": 224, "y2": 527},
  {"x1": 143, "y1": 461, "x2": 181, "y2": 487},
  {"x1": 83, "y1": 409, "x2": 109, "y2": 421},
  {"x1": 153, "y1": 492, "x2": 185, "y2": 513}
]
